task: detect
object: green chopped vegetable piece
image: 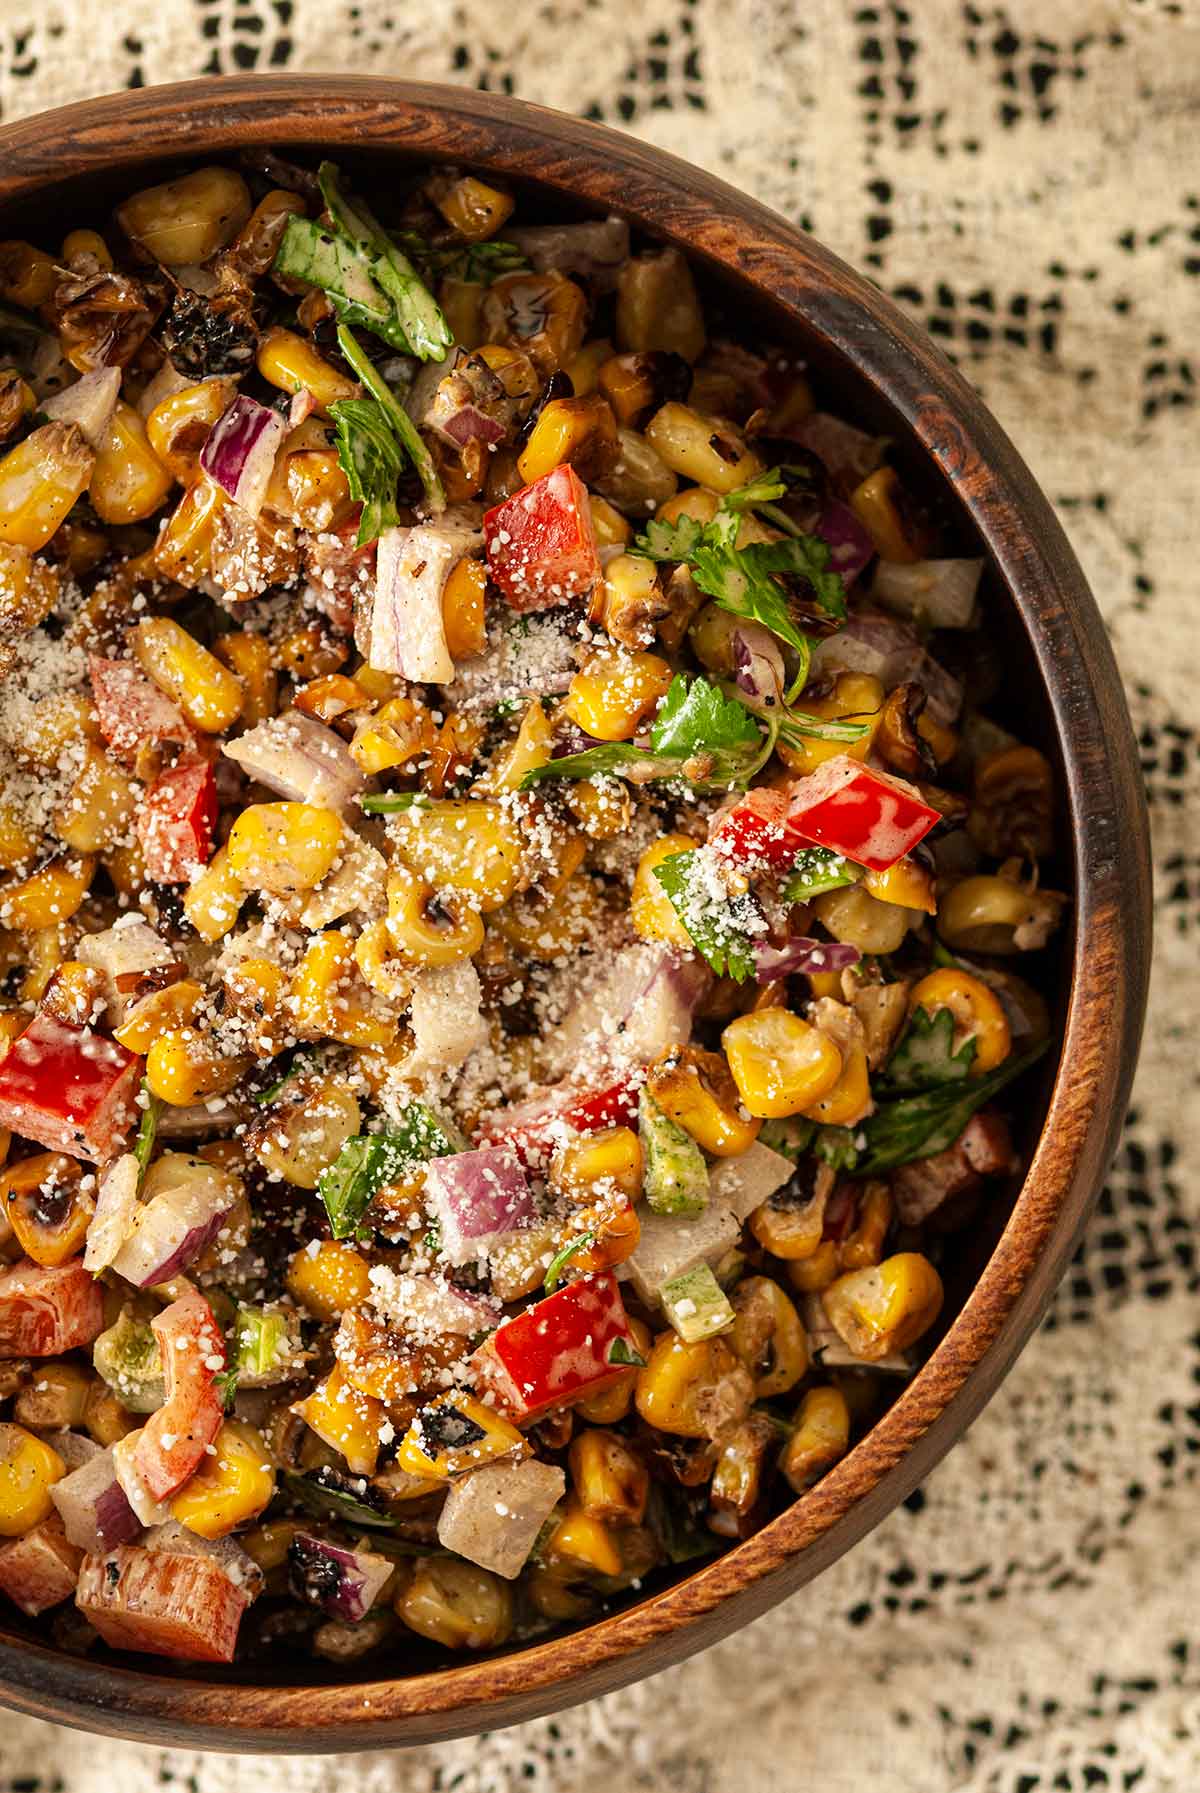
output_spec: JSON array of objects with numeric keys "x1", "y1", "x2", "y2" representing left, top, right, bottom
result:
[
  {"x1": 813, "y1": 1126, "x2": 861, "y2": 1171},
  {"x1": 652, "y1": 671, "x2": 760, "y2": 762},
  {"x1": 780, "y1": 848, "x2": 861, "y2": 903},
  {"x1": 215, "y1": 1367, "x2": 240, "y2": 1411},
  {"x1": 272, "y1": 214, "x2": 408, "y2": 351},
  {"x1": 229, "y1": 1305, "x2": 294, "y2": 1382},
  {"x1": 359, "y1": 791, "x2": 430, "y2": 815},
  {"x1": 335, "y1": 324, "x2": 445, "y2": 514},
  {"x1": 93, "y1": 1307, "x2": 164, "y2": 1414},
  {"x1": 133, "y1": 1082, "x2": 160, "y2": 1185},
  {"x1": 318, "y1": 1104, "x2": 459, "y2": 1238},
  {"x1": 317, "y1": 163, "x2": 451, "y2": 362},
  {"x1": 856, "y1": 1040, "x2": 1050, "y2": 1175},
  {"x1": 329, "y1": 396, "x2": 405, "y2": 546},
  {"x1": 639, "y1": 1089, "x2": 709, "y2": 1216},
  {"x1": 283, "y1": 1468, "x2": 397, "y2": 1532},
  {"x1": 543, "y1": 1231, "x2": 596, "y2": 1295},
  {"x1": 661, "y1": 1263, "x2": 736, "y2": 1343},
  {"x1": 607, "y1": 1335, "x2": 647, "y2": 1368},
  {"x1": 652, "y1": 849, "x2": 760, "y2": 982},
  {"x1": 758, "y1": 1117, "x2": 817, "y2": 1162},
  {"x1": 883, "y1": 1005, "x2": 978, "y2": 1094}
]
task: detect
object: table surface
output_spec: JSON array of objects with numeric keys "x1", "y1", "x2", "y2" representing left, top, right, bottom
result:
[{"x1": 0, "y1": 3, "x2": 1196, "y2": 1788}]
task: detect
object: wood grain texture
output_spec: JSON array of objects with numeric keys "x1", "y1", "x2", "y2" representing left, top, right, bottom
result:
[{"x1": 0, "y1": 77, "x2": 1152, "y2": 1753}]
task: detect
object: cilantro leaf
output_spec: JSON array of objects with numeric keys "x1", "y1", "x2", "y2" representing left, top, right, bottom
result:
[
  {"x1": 318, "y1": 1103, "x2": 459, "y2": 1239},
  {"x1": 543, "y1": 1231, "x2": 596, "y2": 1295},
  {"x1": 634, "y1": 512, "x2": 706, "y2": 564},
  {"x1": 780, "y1": 848, "x2": 862, "y2": 903},
  {"x1": 651, "y1": 672, "x2": 761, "y2": 760},
  {"x1": 813, "y1": 1126, "x2": 860, "y2": 1171},
  {"x1": 856, "y1": 1040, "x2": 1049, "y2": 1175},
  {"x1": 329, "y1": 397, "x2": 405, "y2": 547},
  {"x1": 335, "y1": 325, "x2": 445, "y2": 516},
  {"x1": 652, "y1": 849, "x2": 761, "y2": 981},
  {"x1": 883, "y1": 1005, "x2": 978, "y2": 1094}
]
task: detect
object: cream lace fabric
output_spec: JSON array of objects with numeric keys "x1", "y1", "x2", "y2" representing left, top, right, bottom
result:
[{"x1": 0, "y1": 1, "x2": 1196, "y2": 1787}]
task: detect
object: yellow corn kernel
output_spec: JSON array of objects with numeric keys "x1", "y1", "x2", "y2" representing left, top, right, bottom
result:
[
  {"x1": 647, "y1": 1047, "x2": 761, "y2": 1157},
  {"x1": 615, "y1": 248, "x2": 706, "y2": 362},
  {"x1": 907, "y1": 967, "x2": 1012, "y2": 1074},
  {"x1": 517, "y1": 394, "x2": 618, "y2": 487},
  {"x1": 278, "y1": 622, "x2": 348, "y2": 682},
  {"x1": 565, "y1": 337, "x2": 614, "y2": 398},
  {"x1": 383, "y1": 863, "x2": 484, "y2": 968},
  {"x1": 257, "y1": 326, "x2": 359, "y2": 416},
  {"x1": 396, "y1": 1393, "x2": 526, "y2": 1480},
  {"x1": 780, "y1": 1386, "x2": 850, "y2": 1493},
  {"x1": 476, "y1": 699, "x2": 554, "y2": 796},
  {"x1": 936, "y1": 873, "x2": 1066, "y2": 957},
  {"x1": 822, "y1": 1252, "x2": 944, "y2": 1362},
  {"x1": 239, "y1": 1518, "x2": 307, "y2": 1574},
  {"x1": 16, "y1": 691, "x2": 98, "y2": 773},
  {"x1": 145, "y1": 1029, "x2": 249, "y2": 1106},
  {"x1": 849, "y1": 465, "x2": 923, "y2": 564},
  {"x1": 0, "y1": 802, "x2": 40, "y2": 873},
  {"x1": 566, "y1": 776, "x2": 631, "y2": 841},
  {"x1": 635, "y1": 1333, "x2": 753, "y2": 1441},
  {"x1": 440, "y1": 555, "x2": 488, "y2": 661},
  {"x1": 0, "y1": 1426, "x2": 65, "y2": 1536},
  {"x1": 438, "y1": 279, "x2": 484, "y2": 352},
  {"x1": 630, "y1": 833, "x2": 698, "y2": 950},
  {"x1": 290, "y1": 931, "x2": 394, "y2": 1050},
  {"x1": 15, "y1": 926, "x2": 70, "y2": 1003},
  {"x1": 644, "y1": 402, "x2": 763, "y2": 495},
  {"x1": 812, "y1": 883, "x2": 913, "y2": 956},
  {"x1": 389, "y1": 798, "x2": 523, "y2": 914},
  {"x1": 481, "y1": 271, "x2": 588, "y2": 375},
  {"x1": 153, "y1": 477, "x2": 226, "y2": 588},
  {"x1": 132, "y1": 617, "x2": 244, "y2": 734},
  {"x1": 293, "y1": 672, "x2": 372, "y2": 727},
  {"x1": 587, "y1": 494, "x2": 632, "y2": 549},
  {"x1": 0, "y1": 855, "x2": 94, "y2": 932},
  {"x1": 145, "y1": 379, "x2": 237, "y2": 484},
  {"x1": 563, "y1": 647, "x2": 672, "y2": 742},
  {"x1": 286, "y1": 1239, "x2": 371, "y2": 1321},
  {"x1": 266, "y1": 429, "x2": 355, "y2": 531},
  {"x1": 113, "y1": 979, "x2": 204, "y2": 1053},
  {"x1": 431, "y1": 174, "x2": 514, "y2": 241},
  {"x1": 546, "y1": 1501, "x2": 623, "y2": 1578},
  {"x1": 568, "y1": 1428, "x2": 648, "y2": 1525},
  {"x1": 861, "y1": 855, "x2": 937, "y2": 915},
  {"x1": 0, "y1": 423, "x2": 95, "y2": 552},
  {"x1": 213, "y1": 631, "x2": 278, "y2": 726},
  {"x1": 292, "y1": 1364, "x2": 382, "y2": 1478},
  {"x1": 722, "y1": 1009, "x2": 843, "y2": 1119},
  {"x1": 396, "y1": 1556, "x2": 513, "y2": 1650},
  {"x1": 88, "y1": 401, "x2": 174, "y2": 526},
  {"x1": 82, "y1": 1381, "x2": 137, "y2": 1448},
  {"x1": 590, "y1": 552, "x2": 667, "y2": 653},
  {"x1": 182, "y1": 844, "x2": 244, "y2": 944},
  {"x1": 786, "y1": 1239, "x2": 841, "y2": 1294},
  {"x1": 841, "y1": 1180, "x2": 893, "y2": 1273},
  {"x1": 52, "y1": 746, "x2": 137, "y2": 854},
  {"x1": 352, "y1": 920, "x2": 415, "y2": 1010},
  {"x1": 596, "y1": 353, "x2": 661, "y2": 428},
  {"x1": 170, "y1": 1419, "x2": 276, "y2": 1539},
  {"x1": 223, "y1": 956, "x2": 289, "y2": 1054},
  {"x1": 777, "y1": 672, "x2": 884, "y2": 777},
  {"x1": 226, "y1": 802, "x2": 343, "y2": 894},
  {"x1": 118, "y1": 167, "x2": 251, "y2": 265},
  {"x1": 491, "y1": 874, "x2": 594, "y2": 961},
  {"x1": 728, "y1": 1276, "x2": 809, "y2": 1397},
  {"x1": 799, "y1": 1007, "x2": 873, "y2": 1128},
  {"x1": 551, "y1": 1126, "x2": 643, "y2": 1204},
  {"x1": 655, "y1": 487, "x2": 721, "y2": 529},
  {"x1": 3, "y1": 1151, "x2": 89, "y2": 1266},
  {"x1": 0, "y1": 241, "x2": 58, "y2": 308}
]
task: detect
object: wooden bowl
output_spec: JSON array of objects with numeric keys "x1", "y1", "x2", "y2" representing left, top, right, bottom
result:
[{"x1": 0, "y1": 77, "x2": 1151, "y2": 1752}]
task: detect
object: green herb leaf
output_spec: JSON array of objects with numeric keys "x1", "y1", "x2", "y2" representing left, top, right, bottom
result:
[
  {"x1": 634, "y1": 512, "x2": 706, "y2": 564},
  {"x1": 133, "y1": 1082, "x2": 160, "y2": 1187},
  {"x1": 813, "y1": 1126, "x2": 860, "y2": 1171},
  {"x1": 652, "y1": 848, "x2": 760, "y2": 982},
  {"x1": 883, "y1": 1005, "x2": 978, "y2": 1094},
  {"x1": 758, "y1": 1117, "x2": 817, "y2": 1162},
  {"x1": 318, "y1": 1104, "x2": 458, "y2": 1239},
  {"x1": 776, "y1": 708, "x2": 871, "y2": 748},
  {"x1": 271, "y1": 214, "x2": 411, "y2": 351},
  {"x1": 317, "y1": 163, "x2": 451, "y2": 362},
  {"x1": 780, "y1": 848, "x2": 862, "y2": 903},
  {"x1": 856, "y1": 1040, "x2": 1050, "y2": 1175},
  {"x1": 335, "y1": 324, "x2": 445, "y2": 514},
  {"x1": 329, "y1": 397, "x2": 405, "y2": 547},
  {"x1": 543, "y1": 1231, "x2": 596, "y2": 1295},
  {"x1": 359, "y1": 790, "x2": 430, "y2": 815},
  {"x1": 651, "y1": 671, "x2": 760, "y2": 761},
  {"x1": 607, "y1": 1336, "x2": 648, "y2": 1368}
]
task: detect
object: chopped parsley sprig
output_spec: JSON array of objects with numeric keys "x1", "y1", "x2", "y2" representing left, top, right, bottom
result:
[{"x1": 332, "y1": 325, "x2": 445, "y2": 522}]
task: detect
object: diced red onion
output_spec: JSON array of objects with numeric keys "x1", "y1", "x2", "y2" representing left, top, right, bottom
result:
[
  {"x1": 362, "y1": 521, "x2": 481, "y2": 684},
  {"x1": 425, "y1": 1148, "x2": 535, "y2": 1267},
  {"x1": 199, "y1": 393, "x2": 288, "y2": 518},
  {"x1": 442, "y1": 402, "x2": 508, "y2": 447},
  {"x1": 42, "y1": 367, "x2": 121, "y2": 450},
  {"x1": 509, "y1": 216, "x2": 630, "y2": 289},
  {"x1": 51, "y1": 1448, "x2": 141, "y2": 1553},
  {"x1": 289, "y1": 1533, "x2": 394, "y2": 1622},
  {"x1": 787, "y1": 412, "x2": 888, "y2": 488},
  {"x1": 872, "y1": 557, "x2": 984, "y2": 629},
  {"x1": 436, "y1": 1457, "x2": 566, "y2": 1579},
  {"x1": 811, "y1": 611, "x2": 963, "y2": 722},
  {"x1": 752, "y1": 938, "x2": 861, "y2": 981},
  {"x1": 732, "y1": 623, "x2": 786, "y2": 709},
  {"x1": 817, "y1": 500, "x2": 875, "y2": 587},
  {"x1": 222, "y1": 710, "x2": 364, "y2": 814},
  {"x1": 110, "y1": 1163, "x2": 237, "y2": 1289},
  {"x1": 83, "y1": 1151, "x2": 141, "y2": 1275}
]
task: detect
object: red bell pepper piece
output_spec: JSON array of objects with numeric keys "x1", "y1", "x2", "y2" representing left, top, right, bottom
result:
[
  {"x1": 133, "y1": 1289, "x2": 226, "y2": 1502},
  {"x1": 87, "y1": 655, "x2": 191, "y2": 767},
  {"x1": 783, "y1": 755, "x2": 941, "y2": 871},
  {"x1": 0, "y1": 1014, "x2": 141, "y2": 1162},
  {"x1": 483, "y1": 464, "x2": 600, "y2": 612},
  {"x1": 479, "y1": 1071, "x2": 642, "y2": 1169},
  {"x1": 136, "y1": 759, "x2": 217, "y2": 884},
  {"x1": 0, "y1": 1259, "x2": 104, "y2": 1356},
  {"x1": 709, "y1": 787, "x2": 801, "y2": 870},
  {"x1": 474, "y1": 1271, "x2": 637, "y2": 1423},
  {"x1": 76, "y1": 1545, "x2": 250, "y2": 1663}
]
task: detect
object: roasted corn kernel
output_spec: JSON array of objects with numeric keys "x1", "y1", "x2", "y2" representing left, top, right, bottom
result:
[
  {"x1": 132, "y1": 617, "x2": 244, "y2": 734},
  {"x1": 722, "y1": 1009, "x2": 843, "y2": 1119},
  {"x1": 644, "y1": 403, "x2": 763, "y2": 494},
  {"x1": 0, "y1": 1425, "x2": 64, "y2": 1537},
  {"x1": 630, "y1": 833, "x2": 698, "y2": 950},
  {"x1": 780, "y1": 1386, "x2": 850, "y2": 1493},
  {"x1": 286, "y1": 1240, "x2": 371, "y2": 1321},
  {"x1": 822, "y1": 1252, "x2": 944, "y2": 1362},
  {"x1": 634, "y1": 1332, "x2": 754, "y2": 1440},
  {"x1": 170, "y1": 1419, "x2": 276, "y2": 1539},
  {"x1": 227, "y1": 802, "x2": 343, "y2": 894},
  {"x1": 647, "y1": 1046, "x2": 761, "y2": 1157},
  {"x1": 907, "y1": 967, "x2": 1012, "y2": 1074}
]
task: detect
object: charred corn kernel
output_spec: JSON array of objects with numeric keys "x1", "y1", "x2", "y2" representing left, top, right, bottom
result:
[
  {"x1": 351, "y1": 921, "x2": 414, "y2": 1008},
  {"x1": 146, "y1": 1029, "x2": 249, "y2": 1106},
  {"x1": 631, "y1": 832, "x2": 697, "y2": 949},
  {"x1": 287, "y1": 1240, "x2": 371, "y2": 1321},
  {"x1": 17, "y1": 692, "x2": 99, "y2": 773},
  {"x1": 728, "y1": 1275, "x2": 809, "y2": 1397},
  {"x1": 476, "y1": 698, "x2": 554, "y2": 796},
  {"x1": 279, "y1": 622, "x2": 347, "y2": 682},
  {"x1": 569, "y1": 1429, "x2": 649, "y2": 1525},
  {"x1": 89, "y1": 402, "x2": 174, "y2": 525},
  {"x1": 257, "y1": 326, "x2": 359, "y2": 415},
  {"x1": 250, "y1": 1078, "x2": 360, "y2": 1189},
  {"x1": 551, "y1": 1126, "x2": 644, "y2": 1204},
  {"x1": 431, "y1": 174, "x2": 514, "y2": 240},
  {"x1": 777, "y1": 672, "x2": 884, "y2": 776},
  {"x1": 546, "y1": 1501, "x2": 623, "y2": 1578},
  {"x1": 397, "y1": 1395, "x2": 525, "y2": 1480},
  {"x1": 350, "y1": 716, "x2": 424, "y2": 776},
  {"x1": 290, "y1": 930, "x2": 394, "y2": 1049},
  {"x1": 907, "y1": 967, "x2": 1011, "y2": 1074},
  {"x1": 132, "y1": 617, "x2": 243, "y2": 734},
  {"x1": 644, "y1": 403, "x2": 763, "y2": 494},
  {"x1": 0, "y1": 803, "x2": 39, "y2": 873},
  {"x1": 292, "y1": 1363, "x2": 382, "y2": 1478},
  {"x1": 3, "y1": 1152, "x2": 90, "y2": 1266},
  {"x1": 0, "y1": 241, "x2": 58, "y2": 308},
  {"x1": 841, "y1": 1180, "x2": 893, "y2": 1273},
  {"x1": 587, "y1": 494, "x2": 632, "y2": 549},
  {"x1": 565, "y1": 337, "x2": 614, "y2": 398},
  {"x1": 389, "y1": 798, "x2": 523, "y2": 914},
  {"x1": 635, "y1": 1332, "x2": 754, "y2": 1440},
  {"x1": 564, "y1": 647, "x2": 673, "y2": 743},
  {"x1": 440, "y1": 555, "x2": 487, "y2": 660},
  {"x1": 969, "y1": 744, "x2": 1055, "y2": 859},
  {"x1": 421, "y1": 713, "x2": 486, "y2": 799},
  {"x1": 800, "y1": 1035, "x2": 872, "y2": 1128},
  {"x1": 647, "y1": 1047, "x2": 761, "y2": 1157},
  {"x1": 170, "y1": 1419, "x2": 275, "y2": 1539},
  {"x1": 83, "y1": 1382, "x2": 137, "y2": 1448},
  {"x1": 780, "y1": 1386, "x2": 850, "y2": 1493},
  {"x1": 227, "y1": 802, "x2": 343, "y2": 894},
  {"x1": 916, "y1": 708, "x2": 958, "y2": 766},
  {"x1": 938, "y1": 872, "x2": 1067, "y2": 956},
  {"x1": 266, "y1": 430, "x2": 354, "y2": 531},
  {"x1": 722, "y1": 1009, "x2": 843, "y2": 1120},
  {"x1": 823, "y1": 1252, "x2": 944, "y2": 1362},
  {"x1": 396, "y1": 1556, "x2": 513, "y2": 1651},
  {"x1": 38, "y1": 961, "x2": 105, "y2": 1029},
  {"x1": 213, "y1": 631, "x2": 278, "y2": 725},
  {"x1": 152, "y1": 477, "x2": 226, "y2": 587},
  {"x1": 182, "y1": 844, "x2": 244, "y2": 944},
  {"x1": 145, "y1": 380, "x2": 237, "y2": 484},
  {"x1": 590, "y1": 552, "x2": 667, "y2": 653},
  {"x1": 13, "y1": 1361, "x2": 91, "y2": 1430},
  {"x1": 786, "y1": 1239, "x2": 841, "y2": 1294},
  {"x1": 384, "y1": 862, "x2": 484, "y2": 967},
  {"x1": 118, "y1": 167, "x2": 251, "y2": 264},
  {"x1": 597, "y1": 426, "x2": 678, "y2": 514},
  {"x1": 596, "y1": 353, "x2": 660, "y2": 428},
  {"x1": 0, "y1": 855, "x2": 94, "y2": 932},
  {"x1": 293, "y1": 672, "x2": 373, "y2": 725},
  {"x1": 849, "y1": 465, "x2": 925, "y2": 564},
  {"x1": 812, "y1": 884, "x2": 912, "y2": 955},
  {"x1": 517, "y1": 394, "x2": 618, "y2": 486},
  {"x1": 0, "y1": 542, "x2": 58, "y2": 643},
  {"x1": 564, "y1": 777, "x2": 630, "y2": 843},
  {"x1": 573, "y1": 1317, "x2": 652, "y2": 1425},
  {"x1": 0, "y1": 423, "x2": 95, "y2": 552},
  {"x1": 101, "y1": 841, "x2": 145, "y2": 899},
  {"x1": 861, "y1": 856, "x2": 937, "y2": 915},
  {"x1": 481, "y1": 270, "x2": 588, "y2": 375},
  {"x1": 570, "y1": 1194, "x2": 641, "y2": 1274},
  {"x1": 0, "y1": 1425, "x2": 64, "y2": 1536},
  {"x1": 113, "y1": 979, "x2": 204, "y2": 1053},
  {"x1": 52, "y1": 745, "x2": 137, "y2": 854},
  {"x1": 240, "y1": 1517, "x2": 307, "y2": 1574}
]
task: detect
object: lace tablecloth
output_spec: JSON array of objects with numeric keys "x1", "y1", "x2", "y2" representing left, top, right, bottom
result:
[{"x1": 0, "y1": 2, "x2": 1196, "y2": 1787}]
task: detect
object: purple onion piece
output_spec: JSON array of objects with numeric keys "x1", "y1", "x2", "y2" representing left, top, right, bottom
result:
[
  {"x1": 816, "y1": 500, "x2": 875, "y2": 587},
  {"x1": 289, "y1": 1534, "x2": 394, "y2": 1623},
  {"x1": 508, "y1": 216, "x2": 630, "y2": 289},
  {"x1": 222, "y1": 710, "x2": 365, "y2": 814},
  {"x1": 752, "y1": 938, "x2": 861, "y2": 982},
  {"x1": 442, "y1": 404, "x2": 507, "y2": 447},
  {"x1": 199, "y1": 394, "x2": 288, "y2": 517},
  {"x1": 786, "y1": 412, "x2": 888, "y2": 488},
  {"x1": 50, "y1": 1449, "x2": 141, "y2": 1553},
  {"x1": 425, "y1": 1148, "x2": 535, "y2": 1267},
  {"x1": 732, "y1": 624, "x2": 786, "y2": 708},
  {"x1": 110, "y1": 1181, "x2": 237, "y2": 1289}
]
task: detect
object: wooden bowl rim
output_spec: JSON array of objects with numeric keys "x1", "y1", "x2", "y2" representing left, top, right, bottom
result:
[{"x1": 0, "y1": 77, "x2": 1152, "y2": 1751}]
